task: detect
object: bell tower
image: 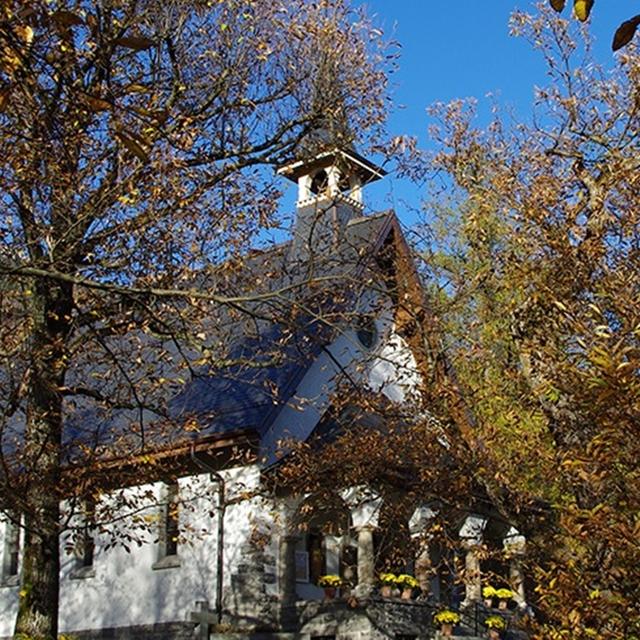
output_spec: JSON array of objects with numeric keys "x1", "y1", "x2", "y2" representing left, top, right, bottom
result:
[{"x1": 277, "y1": 147, "x2": 386, "y2": 265}]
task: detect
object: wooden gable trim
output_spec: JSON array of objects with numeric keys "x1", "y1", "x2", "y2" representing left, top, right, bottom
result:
[{"x1": 376, "y1": 215, "x2": 478, "y2": 446}]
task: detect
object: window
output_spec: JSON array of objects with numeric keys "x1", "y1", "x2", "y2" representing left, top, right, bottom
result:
[
  {"x1": 153, "y1": 480, "x2": 180, "y2": 570},
  {"x1": 2, "y1": 513, "x2": 20, "y2": 584},
  {"x1": 310, "y1": 169, "x2": 329, "y2": 195},
  {"x1": 307, "y1": 531, "x2": 325, "y2": 584},
  {"x1": 356, "y1": 317, "x2": 377, "y2": 349},
  {"x1": 164, "y1": 481, "x2": 179, "y2": 558},
  {"x1": 75, "y1": 499, "x2": 95, "y2": 575}
]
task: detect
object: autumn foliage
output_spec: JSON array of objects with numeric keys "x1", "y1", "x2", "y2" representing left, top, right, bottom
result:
[{"x1": 424, "y1": 8, "x2": 640, "y2": 639}]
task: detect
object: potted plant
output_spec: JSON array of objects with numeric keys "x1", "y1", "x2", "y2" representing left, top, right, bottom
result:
[
  {"x1": 495, "y1": 588, "x2": 515, "y2": 610},
  {"x1": 379, "y1": 572, "x2": 397, "y2": 598},
  {"x1": 318, "y1": 574, "x2": 342, "y2": 600},
  {"x1": 433, "y1": 610, "x2": 460, "y2": 637},
  {"x1": 482, "y1": 585, "x2": 497, "y2": 608},
  {"x1": 484, "y1": 615, "x2": 506, "y2": 639},
  {"x1": 395, "y1": 574, "x2": 419, "y2": 600}
]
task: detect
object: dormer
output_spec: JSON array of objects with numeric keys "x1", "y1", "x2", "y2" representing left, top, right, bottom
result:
[{"x1": 278, "y1": 148, "x2": 386, "y2": 265}]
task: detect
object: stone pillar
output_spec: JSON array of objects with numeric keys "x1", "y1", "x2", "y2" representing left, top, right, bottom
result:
[
  {"x1": 510, "y1": 555, "x2": 526, "y2": 609},
  {"x1": 414, "y1": 546, "x2": 432, "y2": 596},
  {"x1": 462, "y1": 541, "x2": 482, "y2": 607},
  {"x1": 459, "y1": 515, "x2": 487, "y2": 608},
  {"x1": 279, "y1": 535, "x2": 299, "y2": 607},
  {"x1": 327, "y1": 165, "x2": 341, "y2": 196},
  {"x1": 409, "y1": 505, "x2": 438, "y2": 598},
  {"x1": 298, "y1": 174, "x2": 312, "y2": 202},
  {"x1": 354, "y1": 525, "x2": 376, "y2": 598},
  {"x1": 343, "y1": 486, "x2": 381, "y2": 598},
  {"x1": 504, "y1": 532, "x2": 527, "y2": 610}
]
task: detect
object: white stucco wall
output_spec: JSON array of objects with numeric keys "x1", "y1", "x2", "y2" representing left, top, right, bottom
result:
[
  {"x1": 0, "y1": 465, "x2": 265, "y2": 636},
  {"x1": 0, "y1": 302, "x2": 423, "y2": 637}
]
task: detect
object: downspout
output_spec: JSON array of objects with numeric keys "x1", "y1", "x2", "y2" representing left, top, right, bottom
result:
[{"x1": 190, "y1": 445, "x2": 226, "y2": 625}]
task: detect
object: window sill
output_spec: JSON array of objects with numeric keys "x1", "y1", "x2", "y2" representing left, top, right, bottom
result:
[
  {"x1": 0, "y1": 575, "x2": 19, "y2": 588},
  {"x1": 152, "y1": 555, "x2": 181, "y2": 571},
  {"x1": 70, "y1": 566, "x2": 96, "y2": 580}
]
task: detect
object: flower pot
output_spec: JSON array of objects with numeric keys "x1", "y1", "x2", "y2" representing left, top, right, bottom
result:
[
  {"x1": 484, "y1": 598, "x2": 494, "y2": 608},
  {"x1": 498, "y1": 599, "x2": 508, "y2": 610},
  {"x1": 323, "y1": 586, "x2": 337, "y2": 600},
  {"x1": 488, "y1": 629, "x2": 501, "y2": 640},
  {"x1": 440, "y1": 622, "x2": 454, "y2": 637},
  {"x1": 401, "y1": 587, "x2": 413, "y2": 600},
  {"x1": 380, "y1": 584, "x2": 393, "y2": 597}
]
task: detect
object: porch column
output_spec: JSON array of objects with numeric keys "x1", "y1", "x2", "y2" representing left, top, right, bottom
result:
[
  {"x1": 342, "y1": 486, "x2": 382, "y2": 599},
  {"x1": 462, "y1": 541, "x2": 482, "y2": 606},
  {"x1": 505, "y1": 530, "x2": 527, "y2": 610},
  {"x1": 459, "y1": 515, "x2": 487, "y2": 608},
  {"x1": 414, "y1": 546, "x2": 432, "y2": 596},
  {"x1": 354, "y1": 525, "x2": 375, "y2": 598},
  {"x1": 409, "y1": 505, "x2": 437, "y2": 597}
]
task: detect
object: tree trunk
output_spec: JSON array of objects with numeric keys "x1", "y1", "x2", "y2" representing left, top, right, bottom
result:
[{"x1": 14, "y1": 279, "x2": 72, "y2": 640}]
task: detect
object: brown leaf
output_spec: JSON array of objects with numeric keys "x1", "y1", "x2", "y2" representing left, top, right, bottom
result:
[
  {"x1": 133, "y1": 107, "x2": 168, "y2": 124},
  {"x1": 612, "y1": 15, "x2": 640, "y2": 51},
  {"x1": 0, "y1": 88, "x2": 10, "y2": 112},
  {"x1": 573, "y1": 0, "x2": 594, "y2": 22},
  {"x1": 125, "y1": 83, "x2": 149, "y2": 94},
  {"x1": 115, "y1": 131, "x2": 148, "y2": 163},
  {"x1": 51, "y1": 10, "x2": 84, "y2": 27},
  {"x1": 549, "y1": 0, "x2": 566, "y2": 12},
  {"x1": 85, "y1": 96, "x2": 111, "y2": 112},
  {"x1": 113, "y1": 36, "x2": 155, "y2": 51}
]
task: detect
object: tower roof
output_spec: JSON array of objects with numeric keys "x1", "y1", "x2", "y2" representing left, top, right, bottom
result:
[{"x1": 277, "y1": 147, "x2": 386, "y2": 186}]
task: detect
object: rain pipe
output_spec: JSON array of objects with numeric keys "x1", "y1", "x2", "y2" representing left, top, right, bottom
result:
[{"x1": 190, "y1": 444, "x2": 226, "y2": 625}]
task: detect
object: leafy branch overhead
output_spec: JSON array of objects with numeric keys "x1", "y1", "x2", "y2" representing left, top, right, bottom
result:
[{"x1": 548, "y1": 0, "x2": 640, "y2": 51}]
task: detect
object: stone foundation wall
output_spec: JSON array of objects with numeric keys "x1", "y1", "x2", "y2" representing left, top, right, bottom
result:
[{"x1": 0, "y1": 622, "x2": 195, "y2": 640}]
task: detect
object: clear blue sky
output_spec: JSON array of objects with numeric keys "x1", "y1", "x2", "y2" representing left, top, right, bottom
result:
[{"x1": 353, "y1": 0, "x2": 629, "y2": 217}]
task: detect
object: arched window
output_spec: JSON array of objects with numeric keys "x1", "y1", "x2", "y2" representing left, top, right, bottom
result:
[{"x1": 310, "y1": 169, "x2": 329, "y2": 195}]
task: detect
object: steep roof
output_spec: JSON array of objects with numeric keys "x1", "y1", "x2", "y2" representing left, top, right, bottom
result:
[{"x1": 0, "y1": 211, "x2": 400, "y2": 475}]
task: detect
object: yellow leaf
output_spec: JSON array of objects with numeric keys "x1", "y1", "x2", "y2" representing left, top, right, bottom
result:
[
  {"x1": 15, "y1": 25, "x2": 34, "y2": 45},
  {"x1": 573, "y1": 0, "x2": 594, "y2": 22},
  {"x1": 550, "y1": 0, "x2": 566, "y2": 11}
]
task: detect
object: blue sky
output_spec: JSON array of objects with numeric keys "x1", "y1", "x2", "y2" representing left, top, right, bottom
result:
[{"x1": 351, "y1": 0, "x2": 630, "y2": 217}]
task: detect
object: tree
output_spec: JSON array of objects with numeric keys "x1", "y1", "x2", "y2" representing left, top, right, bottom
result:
[
  {"x1": 0, "y1": 1, "x2": 390, "y2": 637},
  {"x1": 546, "y1": 0, "x2": 640, "y2": 52},
  {"x1": 272, "y1": 7, "x2": 639, "y2": 639},
  {"x1": 425, "y1": 8, "x2": 640, "y2": 639}
]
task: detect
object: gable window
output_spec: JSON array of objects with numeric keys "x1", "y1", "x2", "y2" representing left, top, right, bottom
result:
[
  {"x1": 153, "y1": 480, "x2": 181, "y2": 570},
  {"x1": 356, "y1": 317, "x2": 378, "y2": 349},
  {"x1": 2, "y1": 513, "x2": 20, "y2": 585}
]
